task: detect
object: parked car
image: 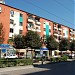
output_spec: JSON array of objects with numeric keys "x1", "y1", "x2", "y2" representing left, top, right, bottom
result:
[
  {"x1": 5, "y1": 54, "x2": 18, "y2": 58},
  {"x1": 69, "y1": 54, "x2": 75, "y2": 59}
]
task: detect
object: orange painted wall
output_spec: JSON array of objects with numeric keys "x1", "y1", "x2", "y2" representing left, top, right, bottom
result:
[
  {"x1": 0, "y1": 4, "x2": 74, "y2": 44},
  {"x1": 0, "y1": 4, "x2": 28, "y2": 44},
  {"x1": 49, "y1": 21, "x2": 53, "y2": 36},
  {"x1": 40, "y1": 18, "x2": 44, "y2": 37},
  {"x1": 0, "y1": 4, "x2": 10, "y2": 44}
]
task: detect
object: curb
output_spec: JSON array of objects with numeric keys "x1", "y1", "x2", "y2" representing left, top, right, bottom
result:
[
  {"x1": 0, "y1": 65, "x2": 34, "y2": 73},
  {"x1": 33, "y1": 61, "x2": 50, "y2": 65}
]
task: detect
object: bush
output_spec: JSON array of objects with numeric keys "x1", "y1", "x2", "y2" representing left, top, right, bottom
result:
[
  {"x1": 0, "y1": 58, "x2": 33, "y2": 68},
  {"x1": 50, "y1": 55, "x2": 68, "y2": 63},
  {"x1": 61, "y1": 55, "x2": 68, "y2": 61},
  {"x1": 51, "y1": 58, "x2": 56, "y2": 62}
]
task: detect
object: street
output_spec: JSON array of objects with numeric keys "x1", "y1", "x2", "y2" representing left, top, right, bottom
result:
[{"x1": 0, "y1": 61, "x2": 75, "y2": 75}]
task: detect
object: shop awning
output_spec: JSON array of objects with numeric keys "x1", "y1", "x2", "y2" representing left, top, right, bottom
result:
[
  {"x1": 0, "y1": 44, "x2": 14, "y2": 49},
  {"x1": 40, "y1": 47, "x2": 48, "y2": 51}
]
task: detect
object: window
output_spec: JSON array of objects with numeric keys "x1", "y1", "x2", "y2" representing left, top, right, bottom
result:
[
  {"x1": 54, "y1": 35, "x2": 57, "y2": 39},
  {"x1": 10, "y1": 28, "x2": 13, "y2": 33},
  {"x1": 44, "y1": 28, "x2": 46, "y2": 31},
  {"x1": 28, "y1": 22, "x2": 33, "y2": 27},
  {"x1": 10, "y1": 19, "x2": 14, "y2": 24},
  {"x1": 20, "y1": 13, "x2": 23, "y2": 17},
  {"x1": 35, "y1": 17, "x2": 40, "y2": 21},
  {"x1": 49, "y1": 29, "x2": 51, "y2": 32},
  {"x1": 58, "y1": 25, "x2": 61, "y2": 28},
  {"x1": 10, "y1": 10, "x2": 14, "y2": 17},
  {"x1": 19, "y1": 30, "x2": 22, "y2": 34},
  {"x1": 19, "y1": 22, "x2": 23, "y2": 26},
  {"x1": 0, "y1": 6, "x2": 2, "y2": 12},
  {"x1": 63, "y1": 33, "x2": 65, "y2": 36}
]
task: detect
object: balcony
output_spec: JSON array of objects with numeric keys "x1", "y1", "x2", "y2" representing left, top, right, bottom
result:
[
  {"x1": 58, "y1": 28, "x2": 62, "y2": 31},
  {"x1": 70, "y1": 36, "x2": 73, "y2": 40},
  {"x1": 54, "y1": 26, "x2": 58, "y2": 30},
  {"x1": 28, "y1": 18, "x2": 34, "y2": 23},
  {"x1": 54, "y1": 33, "x2": 58, "y2": 36},
  {"x1": 70, "y1": 32, "x2": 73, "y2": 35},
  {"x1": 35, "y1": 20, "x2": 41, "y2": 25},
  {"x1": 28, "y1": 15, "x2": 34, "y2": 23},
  {"x1": 27, "y1": 23, "x2": 34, "y2": 30},
  {"x1": 36, "y1": 29, "x2": 41, "y2": 32}
]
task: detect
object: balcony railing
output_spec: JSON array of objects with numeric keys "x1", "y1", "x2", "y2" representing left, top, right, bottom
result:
[
  {"x1": 35, "y1": 20, "x2": 41, "y2": 25},
  {"x1": 28, "y1": 16, "x2": 34, "y2": 22}
]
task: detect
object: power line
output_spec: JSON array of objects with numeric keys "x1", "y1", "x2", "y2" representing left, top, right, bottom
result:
[
  {"x1": 53, "y1": 0, "x2": 74, "y2": 13},
  {"x1": 25, "y1": 0, "x2": 74, "y2": 25}
]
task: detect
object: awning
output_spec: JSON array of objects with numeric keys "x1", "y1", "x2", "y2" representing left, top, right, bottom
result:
[
  {"x1": 40, "y1": 47, "x2": 48, "y2": 51},
  {"x1": 0, "y1": 44, "x2": 14, "y2": 49}
]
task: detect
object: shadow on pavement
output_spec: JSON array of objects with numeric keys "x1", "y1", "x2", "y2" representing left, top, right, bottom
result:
[{"x1": 21, "y1": 61, "x2": 75, "y2": 75}]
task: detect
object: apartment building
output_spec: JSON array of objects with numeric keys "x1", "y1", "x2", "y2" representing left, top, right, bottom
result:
[{"x1": 0, "y1": 3, "x2": 75, "y2": 44}]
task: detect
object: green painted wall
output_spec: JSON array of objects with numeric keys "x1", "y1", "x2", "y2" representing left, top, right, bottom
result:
[
  {"x1": 46, "y1": 25, "x2": 49, "y2": 37},
  {"x1": 19, "y1": 17, "x2": 23, "y2": 22}
]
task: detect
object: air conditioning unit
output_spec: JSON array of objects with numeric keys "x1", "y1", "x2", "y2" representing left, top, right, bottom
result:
[{"x1": 0, "y1": 7, "x2": 2, "y2": 13}]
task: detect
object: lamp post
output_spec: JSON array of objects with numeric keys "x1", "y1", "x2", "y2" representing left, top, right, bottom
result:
[
  {"x1": 26, "y1": 47, "x2": 29, "y2": 59},
  {"x1": 40, "y1": 36, "x2": 46, "y2": 65}
]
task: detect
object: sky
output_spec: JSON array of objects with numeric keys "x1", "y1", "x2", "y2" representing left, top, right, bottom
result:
[{"x1": 5, "y1": 0, "x2": 74, "y2": 29}]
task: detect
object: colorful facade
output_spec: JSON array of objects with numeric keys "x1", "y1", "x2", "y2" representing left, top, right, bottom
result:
[{"x1": 0, "y1": 3, "x2": 75, "y2": 44}]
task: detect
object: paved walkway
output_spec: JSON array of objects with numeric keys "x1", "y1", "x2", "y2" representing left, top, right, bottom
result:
[
  {"x1": 0, "y1": 59, "x2": 74, "y2": 73},
  {"x1": 0, "y1": 65, "x2": 34, "y2": 73}
]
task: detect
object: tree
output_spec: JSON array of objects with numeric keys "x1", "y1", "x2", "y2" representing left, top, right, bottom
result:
[
  {"x1": 69, "y1": 40, "x2": 75, "y2": 54},
  {"x1": 46, "y1": 35, "x2": 59, "y2": 56},
  {"x1": 0, "y1": 23, "x2": 5, "y2": 44},
  {"x1": 24, "y1": 31, "x2": 42, "y2": 49},
  {"x1": 7, "y1": 38, "x2": 14, "y2": 45},
  {"x1": 59, "y1": 38, "x2": 69, "y2": 51},
  {"x1": 14, "y1": 35, "x2": 25, "y2": 49}
]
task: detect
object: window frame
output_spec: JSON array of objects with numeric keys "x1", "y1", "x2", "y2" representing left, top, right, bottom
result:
[{"x1": 10, "y1": 28, "x2": 14, "y2": 33}]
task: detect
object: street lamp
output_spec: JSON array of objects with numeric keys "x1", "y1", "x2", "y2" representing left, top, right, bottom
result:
[
  {"x1": 40, "y1": 36, "x2": 46, "y2": 65},
  {"x1": 26, "y1": 47, "x2": 30, "y2": 59}
]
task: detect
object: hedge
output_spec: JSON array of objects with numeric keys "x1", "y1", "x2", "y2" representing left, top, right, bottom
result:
[
  {"x1": 50, "y1": 55, "x2": 69, "y2": 62},
  {"x1": 0, "y1": 58, "x2": 33, "y2": 68}
]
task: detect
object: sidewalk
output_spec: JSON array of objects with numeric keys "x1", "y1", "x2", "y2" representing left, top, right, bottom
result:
[
  {"x1": 0, "y1": 59, "x2": 74, "y2": 73},
  {"x1": 0, "y1": 65, "x2": 34, "y2": 73},
  {"x1": 67, "y1": 59, "x2": 75, "y2": 61},
  {"x1": 0, "y1": 61, "x2": 50, "y2": 73},
  {"x1": 33, "y1": 61, "x2": 50, "y2": 65}
]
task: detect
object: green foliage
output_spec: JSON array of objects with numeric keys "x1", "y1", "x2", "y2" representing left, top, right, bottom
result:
[
  {"x1": 46, "y1": 35, "x2": 59, "y2": 50},
  {"x1": 0, "y1": 58, "x2": 33, "y2": 68},
  {"x1": 14, "y1": 35, "x2": 25, "y2": 49},
  {"x1": 13, "y1": 31, "x2": 42, "y2": 49},
  {"x1": 25, "y1": 31, "x2": 42, "y2": 49},
  {"x1": 50, "y1": 56, "x2": 68, "y2": 62},
  {"x1": 61, "y1": 55, "x2": 68, "y2": 61},
  {"x1": 59, "y1": 38, "x2": 69, "y2": 51},
  {"x1": 69, "y1": 40, "x2": 75, "y2": 51},
  {"x1": 0, "y1": 23, "x2": 5, "y2": 44}
]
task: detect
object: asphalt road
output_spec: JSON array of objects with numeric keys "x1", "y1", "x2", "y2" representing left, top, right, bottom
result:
[{"x1": 0, "y1": 61, "x2": 75, "y2": 75}]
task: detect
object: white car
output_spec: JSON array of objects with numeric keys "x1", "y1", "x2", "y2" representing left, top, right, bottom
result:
[
  {"x1": 69, "y1": 54, "x2": 75, "y2": 58},
  {"x1": 5, "y1": 54, "x2": 18, "y2": 58}
]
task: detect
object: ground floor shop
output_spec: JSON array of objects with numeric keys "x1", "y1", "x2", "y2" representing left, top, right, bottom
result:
[{"x1": 0, "y1": 44, "x2": 16, "y2": 58}]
